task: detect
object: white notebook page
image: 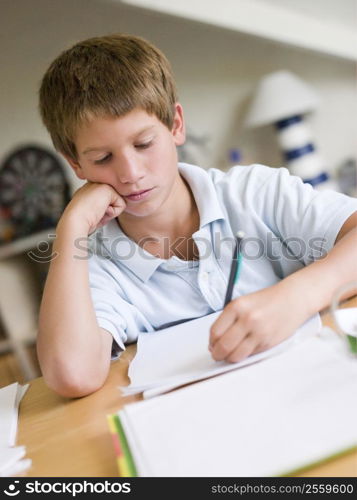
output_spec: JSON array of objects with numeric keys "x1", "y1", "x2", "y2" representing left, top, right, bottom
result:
[
  {"x1": 122, "y1": 312, "x2": 321, "y2": 397},
  {"x1": 119, "y1": 334, "x2": 357, "y2": 477}
]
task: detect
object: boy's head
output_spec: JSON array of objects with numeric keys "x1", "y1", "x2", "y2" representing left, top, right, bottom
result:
[{"x1": 39, "y1": 33, "x2": 178, "y2": 162}]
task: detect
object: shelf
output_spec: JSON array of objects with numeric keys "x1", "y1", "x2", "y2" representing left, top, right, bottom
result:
[
  {"x1": 119, "y1": 0, "x2": 357, "y2": 61},
  {"x1": 0, "y1": 229, "x2": 56, "y2": 260}
]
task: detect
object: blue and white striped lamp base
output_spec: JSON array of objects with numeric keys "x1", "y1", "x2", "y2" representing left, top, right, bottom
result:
[{"x1": 275, "y1": 115, "x2": 334, "y2": 189}]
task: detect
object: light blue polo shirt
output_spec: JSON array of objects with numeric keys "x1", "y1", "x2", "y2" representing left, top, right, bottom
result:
[{"x1": 87, "y1": 163, "x2": 357, "y2": 355}]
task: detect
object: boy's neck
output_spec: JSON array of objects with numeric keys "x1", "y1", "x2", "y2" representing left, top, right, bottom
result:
[{"x1": 117, "y1": 174, "x2": 200, "y2": 250}]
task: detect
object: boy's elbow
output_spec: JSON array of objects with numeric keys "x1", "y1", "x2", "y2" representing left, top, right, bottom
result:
[
  {"x1": 47, "y1": 375, "x2": 103, "y2": 399},
  {"x1": 36, "y1": 329, "x2": 112, "y2": 398},
  {"x1": 41, "y1": 361, "x2": 108, "y2": 399}
]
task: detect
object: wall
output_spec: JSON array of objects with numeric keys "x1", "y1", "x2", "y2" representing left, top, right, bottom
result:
[{"x1": 1, "y1": 0, "x2": 356, "y2": 189}]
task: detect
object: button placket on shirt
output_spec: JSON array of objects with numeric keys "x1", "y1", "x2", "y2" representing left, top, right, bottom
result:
[
  {"x1": 196, "y1": 224, "x2": 233, "y2": 310},
  {"x1": 194, "y1": 229, "x2": 219, "y2": 310},
  {"x1": 201, "y1": 271, "x2": 209, "y2": 281}
]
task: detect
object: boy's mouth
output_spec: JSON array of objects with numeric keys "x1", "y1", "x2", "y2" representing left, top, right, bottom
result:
[{"x1": 123, "y1": 188, "x2": 154, "y2": 201}]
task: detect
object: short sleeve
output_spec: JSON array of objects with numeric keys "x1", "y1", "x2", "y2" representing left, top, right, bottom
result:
[
  {"x1": 253, "y1": 166, "x2": 357, "y2": 264},
  {"x1": 88, "y1": 253, "x2": 143, "y2": 359}
]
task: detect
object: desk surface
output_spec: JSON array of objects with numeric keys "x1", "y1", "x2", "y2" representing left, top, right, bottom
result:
[{"x1": 18, "y1": 301, "x2": 357, "y2": 477}]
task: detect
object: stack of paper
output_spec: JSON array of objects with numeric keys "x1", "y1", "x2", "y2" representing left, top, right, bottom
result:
[
  {"x1": 0, "y1": 383, "x2": 31, "y2": 476},
  {"x1": 334, "y1": 307, "x2": 357, "y2": 354},
  {"x1": 121, "y1": 311, "x2": 321, "y2": 398},
  {"x1": 111, "y1": 329, "x2": 357, "y2": 477}
]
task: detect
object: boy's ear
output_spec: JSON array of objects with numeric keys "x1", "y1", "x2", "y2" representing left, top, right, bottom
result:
[
  {"x1": 172, "y1": 102, "x2": 186, "y2": 146},
  {"x1": 63, "y1": 155, "x2": 86, "y2": 180}
]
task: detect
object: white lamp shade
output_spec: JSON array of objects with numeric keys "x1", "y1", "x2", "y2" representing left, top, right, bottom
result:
[{"x1": 245, "y1": 70, "x2": 320, "y2": 128}]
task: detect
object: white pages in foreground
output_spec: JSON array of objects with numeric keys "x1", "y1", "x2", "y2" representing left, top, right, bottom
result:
[
  {"x1": 118, "y1": 332, "x2": 357, "y2": 477},
  {"x1": 0, "y1": 382, "x2": 31, "y2": 476},
  {"x1": 121, "y1": 312, "x2": 321, "y2": 398}
]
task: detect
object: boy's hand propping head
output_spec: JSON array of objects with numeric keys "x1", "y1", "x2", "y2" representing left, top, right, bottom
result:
[{"x1": 62, "y1": 182, "x2": 126, "y2": 235}]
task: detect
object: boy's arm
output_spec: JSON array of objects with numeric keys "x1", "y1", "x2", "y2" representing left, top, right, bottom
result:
[
  {"x1": 209, "y1": 212, "x2": 357, "y2": 363},
  {"x1": 288, "y1": 212, "x2": 357, "y2": 311},
  {"x1": 37, "y1": 183, "x2": 126, "y2": 398}
]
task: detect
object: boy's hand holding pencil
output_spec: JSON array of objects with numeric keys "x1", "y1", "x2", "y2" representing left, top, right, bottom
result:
[
  {"x1": 209, "y1": 282, "x2": 306, "y2": 363},
  {"x1": 209, "y1": 231, "x2": 308, "y2": 363}
]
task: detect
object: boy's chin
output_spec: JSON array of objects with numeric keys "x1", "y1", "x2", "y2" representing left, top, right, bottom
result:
[{"x1": 123, "y1": 204, "x2": 157, "y2": 218}]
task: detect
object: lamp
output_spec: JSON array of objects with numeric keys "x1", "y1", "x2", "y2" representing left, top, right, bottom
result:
[{"x1": 245, "y1": 70, "x2": 333, "y2": 189}]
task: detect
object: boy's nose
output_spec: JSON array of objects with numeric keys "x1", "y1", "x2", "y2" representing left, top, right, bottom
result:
[{"x1": 116, "y1": 157, "x2": 145, "y2": 185}]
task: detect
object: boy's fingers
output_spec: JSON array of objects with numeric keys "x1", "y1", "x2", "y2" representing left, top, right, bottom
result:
[
  {"x1": 106, "y1": 205, "x2": 123, "y2": 216},
  {"x1": 112, "y1": 195, "x2": 126, "y2": 209},
  {"x1": 209, "y1": 304, "x2": 238, "y2": 347},
  {"x1": 108, "y1": 187, "x2": 126, "y2": 208},
  {"x1": 105, "y1": 206, "x2": 115, "y2": 217},
  {"x1": 99, "y1": 206, "x2": 124, "y2": 227},
  {"x1": 226, "y1": 335, "x2": 256, "y2": 364},
  {"x1": 211, "y1": 322, "x2": 248, "y2": 361}
]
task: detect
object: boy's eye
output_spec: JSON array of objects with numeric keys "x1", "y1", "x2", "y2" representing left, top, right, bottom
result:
[
  {"x1": 94, "y1": 154, "x2": 111, "y2": 165},
  {"x1": 135, "y1": 141, "x2": 152, "y2": 150},
  {"x1": 92, "y1": 141, "x2": 153, "y2": 164}
]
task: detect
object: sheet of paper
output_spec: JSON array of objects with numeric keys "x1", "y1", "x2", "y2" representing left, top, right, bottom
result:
[
  {"x1": 335, "y1": 307, "x2": 357, "y2": 336},
  {"x1": 0, "y1": 383, "x2": 18, "y2": 448},
  {"x1": 121, "y1": 312, "x2": 321, "y2": 397},
  {"x1": 119, "y1": 335, "x2": 357, "y2": 477},
  {"x1": 0, "y1": 447, "x2": 26, "y2": 476},
  {"x1": 0, "y1": 458, "x2": 32, "y2": 478},
  {"x1": 10, "y1": 384, "x2": 29, "y2": 447},
  {"x1": 0, "y1": 383, "x2": 30, "y2": 476},
  {"x1": 0, "y1": 383, "x2": 28, "y2": 447}
]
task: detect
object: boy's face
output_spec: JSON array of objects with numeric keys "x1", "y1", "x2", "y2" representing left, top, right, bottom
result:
[{"x1": 66, "y1": 104, "x2": 185, "y2": 218}]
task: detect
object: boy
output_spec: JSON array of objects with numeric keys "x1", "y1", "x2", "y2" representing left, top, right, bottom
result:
[{"x1": 38, "y1": 34, "x2": 357, "y2": 398}]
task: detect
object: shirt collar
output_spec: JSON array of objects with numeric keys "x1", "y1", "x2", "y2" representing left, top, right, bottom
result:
[
  {"x1": 98, "y1": 163, "x2": 226, "y2": 282},
  {"x1": 179, "y1": 163, "x2": 225, "y2": 229},
  {"x1": 99, "y1": 219, "x2": 164, "y2": 282}
]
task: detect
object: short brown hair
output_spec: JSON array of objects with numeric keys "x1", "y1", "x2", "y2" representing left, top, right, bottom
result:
[{"x1": 39, "y1": 34, "x2": 178, "y2": 160}]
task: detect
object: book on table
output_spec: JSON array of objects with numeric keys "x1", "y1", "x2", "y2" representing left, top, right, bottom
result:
[{"x1": 108, "y1": 311, "x2": 357, "y2": 477}]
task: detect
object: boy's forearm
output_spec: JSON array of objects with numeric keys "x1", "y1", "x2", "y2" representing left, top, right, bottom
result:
[
  {"x1": 283, "y1": 227, "x2": 357, "y2": 317},
  {"x1": 38, "y1": 217, "x2": 111, "y2": 396}
]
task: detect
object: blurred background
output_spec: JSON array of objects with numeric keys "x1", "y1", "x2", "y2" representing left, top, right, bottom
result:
[{"x1": 0, "y1": 0, "x2": 356, "y2": 386}]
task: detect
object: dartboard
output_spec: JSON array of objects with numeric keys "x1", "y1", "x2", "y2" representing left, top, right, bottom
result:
[{"x1": 0, "y1": 145, "x2": 71, "y2": 242}]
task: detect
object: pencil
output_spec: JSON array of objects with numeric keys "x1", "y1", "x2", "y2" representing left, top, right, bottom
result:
[{"x1": 223, "y1": 231, "x2": 244, "y2": 307}]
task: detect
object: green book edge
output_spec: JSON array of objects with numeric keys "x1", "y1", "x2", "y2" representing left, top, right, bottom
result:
[
  {"x1": 112, "y1": 413, "x2": 138, "y2": 477},
  {"x1": 280, "y1": 444, "x2": 357, "y2": 477},
  {"x1": 347, "y1": 335, "x2": 357, "y2": 354},
  {"x1": 111, "y1": 411, "x2": 356, "y2": 477}
]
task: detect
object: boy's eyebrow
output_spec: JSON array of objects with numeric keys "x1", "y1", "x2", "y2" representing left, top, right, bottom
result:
[{"x1": 82, "y1": 125, "x2": 156, "y2": 155}]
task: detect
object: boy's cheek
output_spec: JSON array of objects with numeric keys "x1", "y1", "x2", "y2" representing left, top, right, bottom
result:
[{"x1": 84, "y1": 171, "x2": 113, "y2": 186}]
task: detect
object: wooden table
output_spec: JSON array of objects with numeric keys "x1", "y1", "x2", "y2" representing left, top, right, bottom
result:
[{"x1": 18, "y1": 301, "x2": 357, "y2": 477}]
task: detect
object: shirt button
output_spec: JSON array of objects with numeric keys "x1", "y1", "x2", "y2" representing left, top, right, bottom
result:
[{"x1": 201, "y1": 271, "x2": 209, "y2": 281}]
